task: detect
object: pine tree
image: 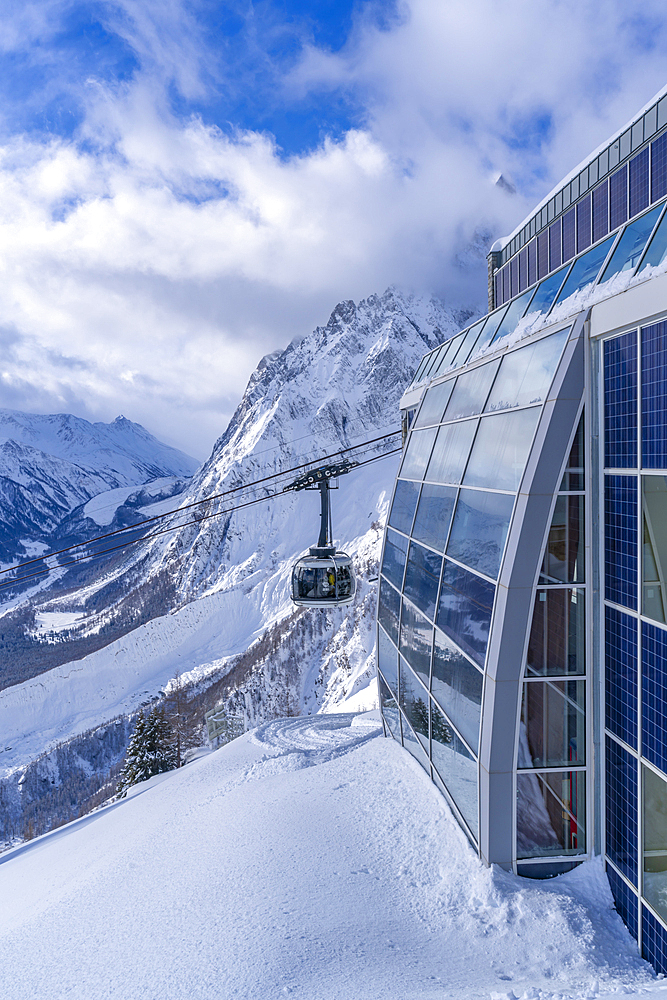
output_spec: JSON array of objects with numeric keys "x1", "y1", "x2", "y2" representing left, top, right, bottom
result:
[{"x1": 116, "y1": 708, "x2": 177, "y2": 798}]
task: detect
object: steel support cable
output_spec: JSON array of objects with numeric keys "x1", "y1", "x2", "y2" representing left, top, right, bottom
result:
[
  {"x1": 0, "y1": 447, "x2": 402, "y2": 593},
  {"x1": 0, "y1": 429, "x2": 401, "y2": 581}
]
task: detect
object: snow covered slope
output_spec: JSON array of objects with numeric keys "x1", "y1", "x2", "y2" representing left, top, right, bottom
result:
[
  {"x1": 0, "y1": 714, "x2": 657, "y2": 1000},
  {"x1": 0, "y1": 411, "x2": 198, "y2": 565},
  {"x1": 1, "y1": 287, "x2": 470, "y2": 763}
]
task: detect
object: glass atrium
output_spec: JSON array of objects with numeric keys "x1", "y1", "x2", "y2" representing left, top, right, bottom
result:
[{"x1": 378, "y1": 85, "x2": 667, "y2": 973}]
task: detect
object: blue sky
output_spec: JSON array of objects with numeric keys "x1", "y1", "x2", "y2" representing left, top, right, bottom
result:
[{"x1": 0, "y1": 0, "x2": 666, "y2": 456}]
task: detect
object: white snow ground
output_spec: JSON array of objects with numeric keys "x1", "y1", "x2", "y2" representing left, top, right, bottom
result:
[{"x1": 0, "y1": 712, "x2": 662, "y2": 1000}]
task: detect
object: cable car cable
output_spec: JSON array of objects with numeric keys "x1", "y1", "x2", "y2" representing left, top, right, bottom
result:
[
  {"x1": 0, "y1": 429, "x2": 401, "y2": 581},
  {"x1": 0, "y1": 446, "x2": 401, "y2": 594}
]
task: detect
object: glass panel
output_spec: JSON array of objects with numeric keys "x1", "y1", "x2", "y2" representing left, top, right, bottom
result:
[
  {"x1": 403, "y1": 542, "x2": 442, "y2": 622},
  {"x1": 388, "y1": 479, "x2": 420, "y2": 535},
  {"x1": 643, "y1": 765, "x2": 667, "y2": 924},
  {"x1": 516, "y1": 770, "x2": 586, "y2": 858},
  {"x1": 489, "y1": 289, "x2": 534, "y2": 343},
  {"x1": 452, "y1": 320, "x2": 485, "y2": 367},
  {"x1": 378, "y1": 576, "x2": 401, "y2": 644},
  {"x1": 446, "y1": 488, "x2": 514, "y2": 579},
  {"x1": 560, "y1": 415, "x2": 584, "y2": 490},
  {"x1": 443, "y1": 359, "x2": 500, "y2": 421},
  {"x1": 377, "y1": 625, "x2": 398, "y2": 695},
  {"x1": 399, "y1": 660, "x2": 430, "y2": 749},
  {"x1": 435, "y1": 333, "x2": 466, "y2": 374},
  {"x1": 381, "y1": 528, "x2": 409, "y2": 590},
  {"x1": 468, "y1": 306, "x2": 509, "y2": 360},
  {"x1": 399, "y1": 601, "x2": 433, "y2": 686},
  {"x1": 638, "y1": 206, "x2": 667, "y2": 273},
  {"x1": 539, "y1": 495, "x2": 585, "y2": 584},
  {"x1": 643, "y1": 476, "x2": 667, "y2": 625},
  {"x1": 425, "y1": 419, "x2": 478, "y2": 486},
  {"x1": 436, "y1": 560, "x2": 495, "y2": 667},
  {"x1": 378, "y1": 673, "x2": 400, "y2": 739},
  {"x1": 526, "y1": 588, "x2": 585, "y2": 676},
  {"x1": 519, "y1": 680, "x2": 585, "y2": 767},
  {"x1": 553, "y1": 235, "x2": 615, "y2": 305},
  {"x1": 523, "y1": 265, "x2": 570, "y2": 319},
  {"x1": 464, "y1": 408, "x2": 541, "y2": 492},
  {"x1": 414, "y1": 379, "x2": 456, "y2": 428},
  {"x1": 431, "y1": 700, "x2": 478, "y2": 836},
  {"x1": 411, "y1": 354, "x2": 431, "y2": 387},
  {"x1": 485, "y1": 328, "x2": 569, "y2": 412},
  {"x1": 599, "y1": 206, "x2": 663, "y2": 284},
  {"x1": 400, "y1": 427, "x2": 437, "y2": 480},
  {"x1": 422, "y1": 345, "x2": 446, "y2": 381},
  {"x1": 432, "y1": 627, "x2": 482, "y2": 753},
  {"x1": 412, "y1": 483, "x2": 457, "y2": 552},
  {"x1": 401, "y1": 711, "x2": 430, "y2": 771}
]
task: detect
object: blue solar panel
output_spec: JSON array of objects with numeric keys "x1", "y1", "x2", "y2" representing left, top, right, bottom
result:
[
  {"x1": 518, "y1": 247, "x2": 527, "y2": 292},
  {"x1": 605, "y1": 605, "x2": 638, "y2": 749},
  {"x1": 577, "y1": 194, "x2": 591, "y2": 253},
  {"x1": 537, "y1": 231, "x2": 549, "y2": 279},
  {"x1": 593, "y1": 180, "x2": 609, "y2": 243},
  {"x1": 527, "y1": 238, "x2": 537, "y2": 286},
  {"x1": 642, "y1": 322, "x2": 667, "y2": 468},
  {"x1": 630, "y1": 148, "x2": 650, "y2": 219},
  {"x1": 562, "y1": 207, "x2": 576, "y2": 262},
  {"x1": 652, "y1": 131, "x2": 667, "y2": 203},
  {"x1": 604, "y1": 331, "x2": 637, "y2": 469},
  {"x1": 642, "y1": 621, "x2": 667, "y2": 773},
  {"x1": 606, "y1": 864, "x2": 639, "y2": 940},
  {"x1": 604, "y1": 476, "x2": 638, "y2": 610},
  {"x1": 605, "y1": 735, "x2": 638, "y2": 885},
  {"x1": 549, "y1": 220, "x2": 562, "y2": 270},
  {"x1": 610, "y1": 165, "x2": 628, "y2": 231},
  {"x1": 643, "y1": 906, "x2": 667, "y2": 975}
]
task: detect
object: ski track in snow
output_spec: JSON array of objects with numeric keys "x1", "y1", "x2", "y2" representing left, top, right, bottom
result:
[{"x1": 0, "y1": 714, "x2": 663, "y2": 1000}]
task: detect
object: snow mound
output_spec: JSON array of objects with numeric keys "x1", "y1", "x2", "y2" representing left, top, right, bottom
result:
[{"x1": 0, "y1": 716, "x2": 656, "y2": 1000}]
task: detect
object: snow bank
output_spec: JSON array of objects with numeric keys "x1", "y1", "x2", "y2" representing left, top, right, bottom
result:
[{"x1": 0, "y1": 715, "x2": 658, "y2": 1000}]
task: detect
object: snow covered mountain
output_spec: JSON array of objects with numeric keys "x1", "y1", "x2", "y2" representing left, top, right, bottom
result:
[
  {"x1": 0, "y1": 287, "x2": 476, "y2": 778},
  {"x1": 0, "y1": 411, "x2": 199, "y2": 565}
]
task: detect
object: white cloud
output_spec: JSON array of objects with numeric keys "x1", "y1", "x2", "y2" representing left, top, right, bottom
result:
[{"x1": 0, "y1": 0, "x2": 665, "y2": 456}]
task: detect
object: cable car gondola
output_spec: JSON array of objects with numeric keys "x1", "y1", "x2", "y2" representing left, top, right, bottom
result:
[{"x1": 284, "y1": 460, "x2": 357, "y2": 608}]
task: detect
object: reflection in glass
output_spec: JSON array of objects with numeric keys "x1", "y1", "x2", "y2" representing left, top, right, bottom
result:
[
  {"x1": 443, "y1": 359, "x2": 500, "y2": 421},
  {"x1": 425, "y1": 419, "x2": 478, "y2": 485},
  {"x1": 412, "y1": 484, "x2": 457, "y2": 552},
  {"x1": 399, "y1": 660, "x2": 430, "y2": 750},
  {"x1": 414, "y1": 379, "x2": 456, "y2": 428},
  {"x1": 436, "y1": 560, "x2": 495, "y2": 667},
  {"x1": 560, "y1": 415, "x2": 585, "y2": 490},
  {"x1": 553, "y1": 235, "x2": 615, "y2": 305},
  {"x1": 452, "y1": 320, "x2": 485, "y2": 368},
  {"x1": 539, "y1": 496, "x2": 584, "y2": 584},
  {"x1": 403, "y1": 542, "x2": 442, "y2": 622},
  {"x1": 446, "y1": 488, "x2": 514, "y2": 579},
  {"x1": 379, "y1": 673, "x2": 401, "y2": 739},
  {"x1": 401, "y1": 712, "x2": 430, "y2": 770},
  {"x1": 516, "y1": 770, "x2": 586, "y2": 858},
  {"x1": 464, "y1": 407, "x2": 540, "y2": 492},
  {"x1": 377, "y1": 625, "x2": 398, "y2": 695},
  {"x1": 485, "y1": 328, "x2": 569, "y2": 412},
  {"x1": 422, "y1": 344, "x2": 447, "y2": 381},
  {"x1": 431, "y1": 700, "x2": 478, "y2": 836},
  {"x1": 523, "y1": 265, "x2": 570, "y2": 319},
  {"x1": 526, "y1": 589, "x2": 585, "y2": 676},
  {"x1": 381, "y1": 528, "x2": 409, "y2": 590},
  {"x1": 638, "y1": 206, "x2": 667, "y2": 274},
  {"x1": 432, "y1": 627, "x2": 482, "y2": 753},
  {"x1": 643, "y1": 765, "x2": 667, "y2": 923},
  {"x1": 401, "y1": 426, "x2": 437, "y2": 480},
  {"x1": 600, "y1": 205, "x2": 662, "y2": 284},
  {"x1": 490, "y1": 289, "x2": 534, "y2": 343},
  {"x1": 434, "y1": 333, "x2": 466, "y2": 375},
  {"x1": 399, "y1": 601, "x2": 434, "y2": 686},
  {"x1": 378, "y1": 576, "x2": 401, "y2": 644},
  {"x1": 643, "y1": 477, "x2": 667, "y2": 623},
  {"x1": 519, "y1": 680, "x2": 585, "y2": 767},
  {"x1": 388, "y1": 479, "x2": 420, "y2": 534},
  {"x1": 468, "y1": 306, "x2": 509, "y2": 360}
]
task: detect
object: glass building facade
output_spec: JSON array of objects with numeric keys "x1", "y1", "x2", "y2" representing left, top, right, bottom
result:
[{"x1": 378, "y1": 86, "x2": 667, "y2": 973}]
